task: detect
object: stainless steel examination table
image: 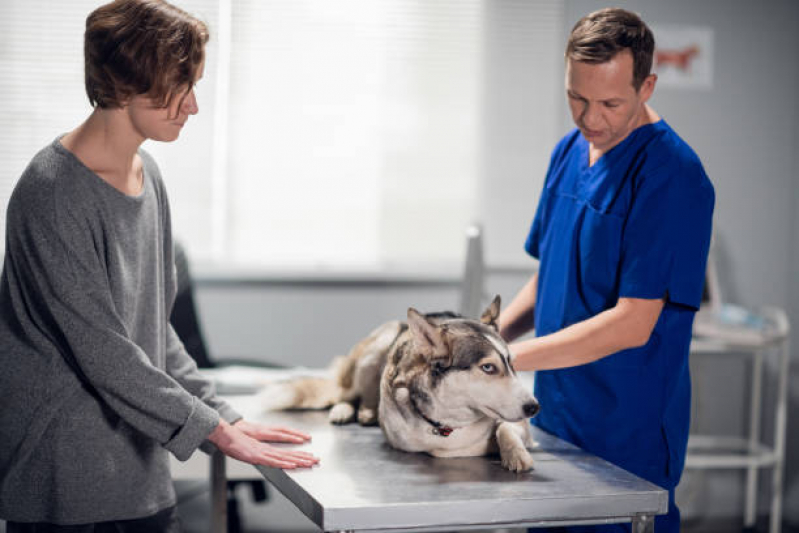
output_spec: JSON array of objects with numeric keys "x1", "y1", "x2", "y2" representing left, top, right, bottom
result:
[{"x1": 207, "y1": 409, "x2": 668, "y2": 533}]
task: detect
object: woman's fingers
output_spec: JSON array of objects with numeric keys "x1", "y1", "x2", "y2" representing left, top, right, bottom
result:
[
  {"x1": 260, "y1": 430, "x2": 307, "y2": 443},
  {"x1": 281, "y1": 451, "x2": 319, "y2": 465},
  {"x1": 256, "y1": 443, "x2": 319, "y2": 468},
  {"x1": 258, "y1": 454, "x2": 298, "y2": 469},
  {"x1": 278, "y1": 448, "x2": 319, "y2": 465},
  {"x1": 269, "y1": 426, "x2": 312, "y2": 441},
  {"x1": 236, "y1": 421, "x2": 312, "y2": 443}
]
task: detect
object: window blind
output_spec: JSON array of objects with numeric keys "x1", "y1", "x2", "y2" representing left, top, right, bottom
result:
[{"x1": 0, "y1": 0, "x2": 564, "y2": 269}]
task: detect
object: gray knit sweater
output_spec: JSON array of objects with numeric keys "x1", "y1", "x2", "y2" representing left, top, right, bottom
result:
[{"x1": 0, "y1": 138, "x2": 241, "y2": 524}]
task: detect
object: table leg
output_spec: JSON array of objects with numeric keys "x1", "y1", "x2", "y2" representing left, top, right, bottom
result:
[
  {"x1": 632, "y1": 513, "x2": 655, "y2": 533},
  {"x1": 210, "y1": 451, "x2": 228, "y2": 533}
]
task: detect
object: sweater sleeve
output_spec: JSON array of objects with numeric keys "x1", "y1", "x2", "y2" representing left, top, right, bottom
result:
[
  {"x1": 5, "y1": 173, "x2": 220, "y2": 462},
  {"x1": 164, "y1": 322, "x2": 243, "y2": 425},
  {"x1": 163, "y1": 323, "x2": 243, "y2": 455}
]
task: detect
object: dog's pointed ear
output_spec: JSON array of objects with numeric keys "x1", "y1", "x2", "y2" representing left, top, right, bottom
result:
[
  {"x1": 480, "y1": 295, "x2": 501, "y2": 330},
  {"x1": 407, "y1": 308, "x2": 449, "y2": 363}
]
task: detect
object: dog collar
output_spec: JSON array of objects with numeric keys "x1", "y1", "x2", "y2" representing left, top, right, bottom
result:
[
  {"x1": 433, "y1": 424, "x2": 454, "y2": 437},
  {"x1": 409, "y1": 395, "x2": 455, "y2": 437}
]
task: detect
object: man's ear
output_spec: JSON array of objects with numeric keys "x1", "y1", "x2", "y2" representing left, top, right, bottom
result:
[
  {"x1": 638, "y1": 73, "x2": 657, "y2": 104},
  {"x1": 407, "y1": 308, "x2": 449, "y2": 363},
  {"x1": 480, "y1": 295, "x2": 501, "y2": 330}
]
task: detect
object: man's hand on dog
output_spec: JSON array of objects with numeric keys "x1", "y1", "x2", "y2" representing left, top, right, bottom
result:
[{"x1": 208, "y1": 418, "x2": 320, "y2": 469}]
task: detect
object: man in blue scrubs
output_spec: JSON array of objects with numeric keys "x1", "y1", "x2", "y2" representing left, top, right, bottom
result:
[{"x1": 499, "y1": 8, "x2": 714, "y2": 533}]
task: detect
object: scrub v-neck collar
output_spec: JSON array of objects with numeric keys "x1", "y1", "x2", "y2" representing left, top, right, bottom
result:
[{"x1": 579, "y1": 119, "x2": 665, "y2": 175}]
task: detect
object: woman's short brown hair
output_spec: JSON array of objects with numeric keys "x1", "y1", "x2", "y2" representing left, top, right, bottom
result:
[
  {"x1": 84, "y1": 0, "x2": 209, "y2": 109},
  {"x1": 566, "y1": 8, "x2": 655, "y2": 91}
]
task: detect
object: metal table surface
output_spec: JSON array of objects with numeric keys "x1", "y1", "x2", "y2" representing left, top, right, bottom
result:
[{"x1": 220, "y1": 409, "x2": 668, "y2": 533}]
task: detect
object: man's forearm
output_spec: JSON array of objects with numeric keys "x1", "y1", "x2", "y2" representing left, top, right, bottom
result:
[{"x1": 510, "y1": 297, "x2": 664, "y2": 371}]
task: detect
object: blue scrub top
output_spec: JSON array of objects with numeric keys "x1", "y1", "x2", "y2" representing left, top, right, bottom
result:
[{"x1": 526, "y1": 119, "x2": 714, "y2": 491}]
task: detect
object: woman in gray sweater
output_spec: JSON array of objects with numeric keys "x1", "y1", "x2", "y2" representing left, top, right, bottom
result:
[{"x1": 0, "y1": 1, "x2": 318, "y2": 530}]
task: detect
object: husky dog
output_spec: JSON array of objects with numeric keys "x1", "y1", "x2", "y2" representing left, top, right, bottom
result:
[{"x1": 262, "y1": 296, "x2": 539, "y2": 472}]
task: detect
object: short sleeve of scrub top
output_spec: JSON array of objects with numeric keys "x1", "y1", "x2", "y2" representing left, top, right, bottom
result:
[{"x1": 616, "y1": 152, "x2": 714, "y2": 310}]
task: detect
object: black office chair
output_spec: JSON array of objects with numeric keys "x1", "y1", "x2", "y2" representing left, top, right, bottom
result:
[
  {"x1": 170, "y1": 241, "x2": 281, "y2": 533},
  {"x1": 172, "y1": 242, "x2": 289, "y2": 371}
]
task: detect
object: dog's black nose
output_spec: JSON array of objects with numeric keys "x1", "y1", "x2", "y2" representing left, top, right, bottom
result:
[{"x1": 523, "y1": 401, "x2": 540, "y2": 418}]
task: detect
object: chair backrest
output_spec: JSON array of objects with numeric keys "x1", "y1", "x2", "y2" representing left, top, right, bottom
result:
[{"x1": 170, "y1": 242, "x2": 215, "y2": 368}]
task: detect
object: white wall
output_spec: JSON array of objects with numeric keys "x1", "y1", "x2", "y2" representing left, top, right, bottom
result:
[{"x1": 196, "y1": 280, "x2": 462, "y2": 367}]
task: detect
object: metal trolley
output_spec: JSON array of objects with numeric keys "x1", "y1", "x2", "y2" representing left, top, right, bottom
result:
[{"x1": 688, "y1": 306, "x2": 791, "y2": 533}]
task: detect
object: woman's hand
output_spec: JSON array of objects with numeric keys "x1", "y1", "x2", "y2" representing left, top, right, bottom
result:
[
  {"x1": 208, "y1": 419, "x2": 319, "y2": 469},
  {"x1": 233, "y1": 419, "x2": 312, "y2": 444}
]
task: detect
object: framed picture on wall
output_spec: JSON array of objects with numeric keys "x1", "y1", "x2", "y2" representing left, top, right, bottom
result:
[{"x1": 651, "y1": 25, "x2": 714, "y2": 90}]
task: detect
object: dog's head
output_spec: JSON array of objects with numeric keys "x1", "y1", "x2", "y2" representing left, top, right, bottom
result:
[{"x1": 406, "y1": 295, "x2": 539, "y2": 424}]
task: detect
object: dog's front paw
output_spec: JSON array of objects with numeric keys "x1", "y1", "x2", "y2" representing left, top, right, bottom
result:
[
  {"x1": 329, "y1": 402, "x2": 356, "y2": 424},
  {"x1": 357, "y1": 407, "x2": 378, "y2": 426},
  {"x1": 501, "y1": 448, "x2": 535, "y2": 473}
]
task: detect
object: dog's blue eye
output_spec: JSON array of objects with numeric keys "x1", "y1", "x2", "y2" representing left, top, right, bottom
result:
[{"x1": 481, "y1": 363, "x2": 497, "y2": 374}]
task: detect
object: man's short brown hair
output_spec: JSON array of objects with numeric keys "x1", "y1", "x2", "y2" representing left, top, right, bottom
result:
[
  {"x1": 84, "y1": 0, "x2": 209, "y2": 109},
  {"x1": 566, "y1": 8, "x2": 655, "y2": 91}
]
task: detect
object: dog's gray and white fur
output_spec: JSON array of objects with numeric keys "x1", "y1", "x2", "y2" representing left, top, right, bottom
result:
[{"x1": 260, "y1": 296, "x2": 540, "y2": 472}]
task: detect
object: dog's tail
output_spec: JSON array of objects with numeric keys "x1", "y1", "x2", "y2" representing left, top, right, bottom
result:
[{"x1": 257, "y1": 356, "x2": 349, "y2": 411}]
